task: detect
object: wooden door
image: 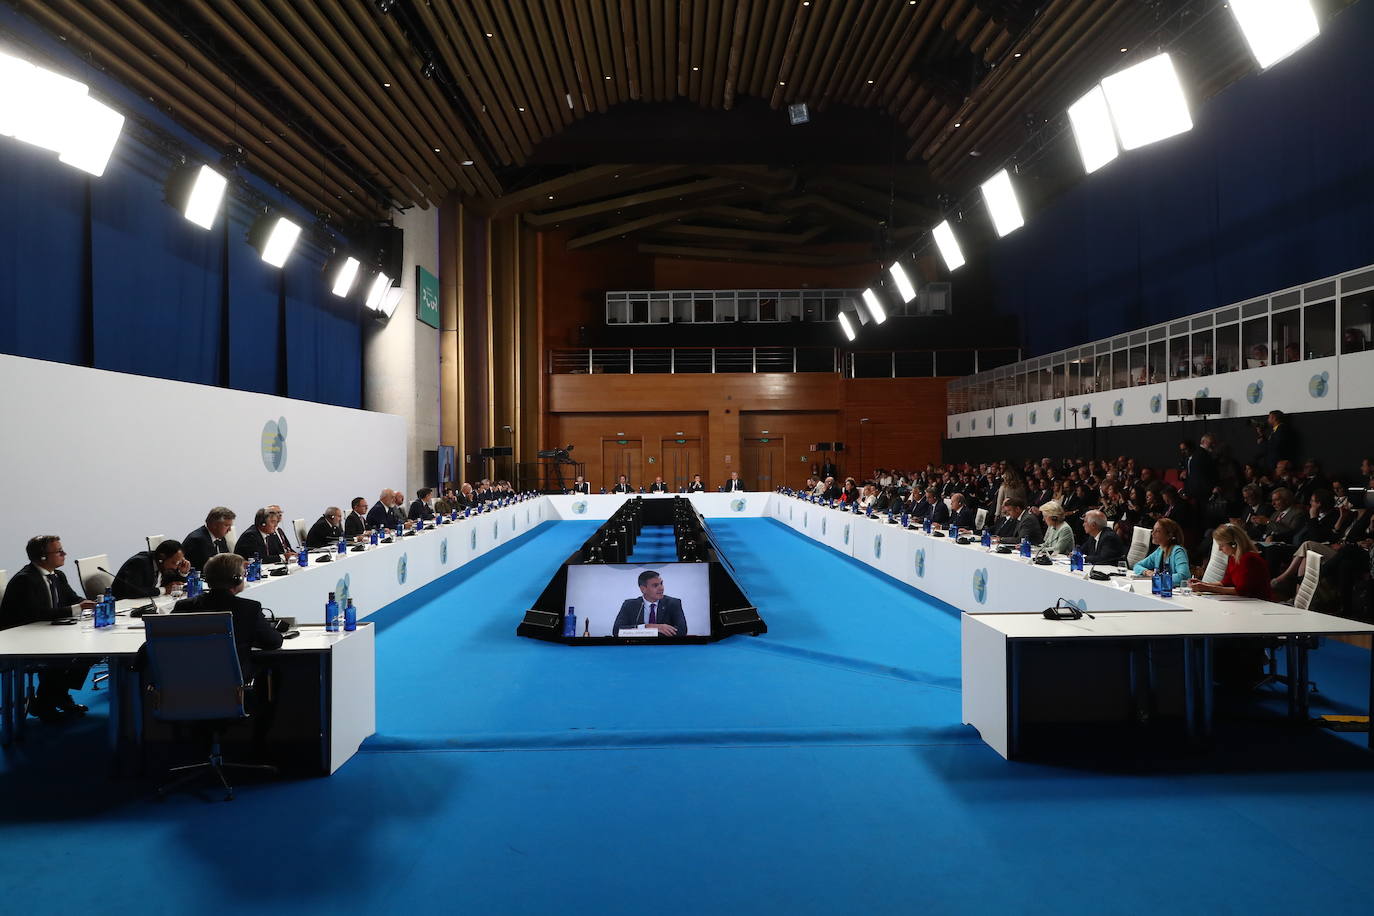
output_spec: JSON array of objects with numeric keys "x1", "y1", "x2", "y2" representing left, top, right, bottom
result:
[
  {"x1": 602, "y1": 439, "x2": 642, "y2": 490},
  {"x1": 741, "y1": 437, "x2": 786, "y2": 491},
  {"x1": 661, "y1": 437, "x2": 703, "y2": 492}
]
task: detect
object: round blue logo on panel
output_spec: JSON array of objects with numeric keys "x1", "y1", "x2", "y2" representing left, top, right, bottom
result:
[
  {"x1": 956, "y1": 420, "x2": 962, "y2": 432},
  {"x1": 914, "y1": 549, "x2": 926, "y2": 578},
  {"x1": 396, "y1": 553, "x2": 408, "y2": 585},
  {"x1": 1309, "y1": 372, "x2": 1329, "y2": 398},
  {"x1": 972, "y1": 568, "x2": 988, "y2": 604},
  {"x1": 1113, "y1": 398, "x2": 1124, "y2": 417},
  {"x1": 843, "y1": 523, "x2": 850, "y2": 546},
  {"x1": 803, "y1": 512, "x2": 808, "y2": 529},
  {"x1": 731, "y1": 498, "x2": 746, "y2": 512},
  {"x1": 1195, "y1": 387, "x2": 1209, "y2": 399},
  {"x1": 1029, "y1": 410, "x2": 1037, "y2": 425},
  {"x1": 571, "y1": 500, "x2": 588, "y2": 515},
  {"x1": 470, "y1": 529, "x2": 477, "y2": 550},
  {"x1": 260, "y1": 417, "x2": 288, "y2": 471},
  {"x1": 821, "y1": 517, "x2": 827, "y2": 536},
  {"x1": 985, "y1": 416, "x2": 993, "y2": 430},
  {"x1": 1081, "y1": 404, "x2": 1092, "y2": 420},
  {"x1": 1246, "y1": 380, "x2": 1264, "y2": 404},
  {"x1": 1054, "y1": 407, "x2": 1062, "y2": 423},
  {"x1": 1150, "y1": 394, "x2": 1162, "y2": 414},
  {"x1": 873, "y1": 534, "x2": 882, "y2": 558},
  {"x1": 440, "y1": 539, "x2": 448, "y2": 565},
  {"x1": 492, "y1": 520, "x2": 499, "y2": 540},
  {"x1": 1006, "y1": 413, "x2": 1013, "y2": 427}
]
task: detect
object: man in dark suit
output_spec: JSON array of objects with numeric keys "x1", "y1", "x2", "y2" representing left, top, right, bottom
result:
[
  {"x1": 1180, "y1": 440, "x2": 1216, "y2": 504},
  {"x1": 182, "y1": 507, "x2": 235, "y2": 572},
  {"x1": 0, "y1": 535, "x2": 96, "y2": 721},
  {"x1": 930, "y1": 494, "x2": 952, "y2": 526},
  {"x1": 1264, "y1": 410, "x2": 1298, "y2": 473},
  {"x1": 233, "y1": 508, "x2": 287, "y2": 563},
  {"x1": 366, "y1": 489, "x2": 396, "y2": 531},
  {"x1": 611, "y1": 475, "x2": 633, "y2": 494},
  {"x1": 724, "y1": 471, "x2": 745, "y2": 492},
  {"x1": 994, "y1": 497, "x2": 1043, "y2": 545},
  {"x1": 343, "y1": 497, "x2": 370, "y2": 539},
  {"x1": 266, "y1": 505, "x2": 294, "y2": 553},
  {"x1": 821, "y1": 460, "x2": 837, "y2": 480},
  {"x1": 409, "y1": 488, "x2": 436, "y2": 521},
  {"x1": 173, "y1": 553, "x2": 282, "y2": 673},
  {"x1": 610, "y1": 570, "x2": 689, "y2": 637},
  {"x1": 910, "y1": 488, "x2": 938, "y2": 520},
  {"x1": 649, "y1": 476, "x2": 669, "y2": 493},
  {"x1": 949, "y1": 493, "x2": 977, "y2": 530},
  {"x1": 306, "y1": 507, "x2": 345, "y2": 550},
  {"x1": 113, "y1": 539, "x2": 191, "y2": 599},
  {"x1": 571, "y1": 476, "x2": 592, "y2": 495},
  {"x1": 1080, "y1": 511, "x2": 1126, "y2": 566},
  {"x1": 686, "y1": 475, "x2": 705, "y2": 493}
]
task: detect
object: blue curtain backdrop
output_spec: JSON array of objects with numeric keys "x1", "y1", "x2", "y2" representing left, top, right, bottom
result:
[
  {"x1": 992, "y1": 0, "x2": 1374, "y2": 357},
  {"x1": 0, "y1": 141, "x2": 87, "y2": 365},
  {"x1": 0, "y1": 140, "x2": 364, "y2": 407}
]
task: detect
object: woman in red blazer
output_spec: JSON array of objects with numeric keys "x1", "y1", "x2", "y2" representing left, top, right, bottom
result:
[{"x1": 1191, "y1": 523, "x2": 1272, "y2": 600}]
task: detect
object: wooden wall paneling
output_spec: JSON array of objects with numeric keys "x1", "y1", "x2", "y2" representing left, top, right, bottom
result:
[
  {"x1": 546, "y1": 412, "x2": 708, "y2": 488},
  {"x1": 439, "y1": 197, "x2": 462, "y2": 462},
  {"x1": 841, "y1": 377, "x2": 951, "y2": 477},
  {"x1": 462, "y1": 207, "x2": 490, "y2": 482},
  {"x1": 738, "y1": 410, "x2": 842, "y2": 489}
]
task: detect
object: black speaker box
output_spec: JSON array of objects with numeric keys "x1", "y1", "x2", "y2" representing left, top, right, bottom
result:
[{"x1": 369, "y1": 225, "x2": 404, "y2": 279}]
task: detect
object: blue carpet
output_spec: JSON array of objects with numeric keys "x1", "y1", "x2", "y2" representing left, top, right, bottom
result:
[{"x1": 4, "y1": 516, "x2": 1374, "y2": 915}]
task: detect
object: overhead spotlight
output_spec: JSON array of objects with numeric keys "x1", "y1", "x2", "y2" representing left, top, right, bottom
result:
[
  {"x1": 58, "y1": 95, "x2": 124, "y2": 177},
  {"x1": 1067, "y1": 85, "x2": 1119, "y2": 174},
  {"x1": 1229, "y1": 0, "x2": 1320, "y2": 69},
  {"x1": 861, "y1": 288, "x2": 887, "y2": 325},
  {"x1": 330, "y1": 256, "x2": 361, "y2": 298},
  {"x1": 788, "y1": 103, "x2": 810, "y2": 125},
  {"x1": 365, "y1": 272, "x2": 393, "y2": 312},
  {"x1": 837, "y1": 310, "x2": 857, "y2": 342},
  {"x1": 421, "y1": 60, "x2": 437, "y2": 80},
  {"x1": 250, "y1": 214, "x2": 302, "y2": 267},
  {"x1": 0, "y1": 52, "x2": 124, "y2": 176},
  {"x1": 166, "y1": 164, "x2": 228, "y2": 229},
  {"x1": 374, "y1": 0, "x2": 396, "y2": 12},
  {"x1": 379, "y1": 284, "x2": 404, "y2": 319},
  {"x1": 888, "y1": 261, "x2": 917, "y2": 303},
  {"x1": 980, "y1": 169, "x2": 1024, "y2": 238},
  {"x1": 1100, "y1": 52, "x2": 1192, "y2": 151},
  {"x1": 932, "y1": 220, "x2": 965, "y2": 272}
]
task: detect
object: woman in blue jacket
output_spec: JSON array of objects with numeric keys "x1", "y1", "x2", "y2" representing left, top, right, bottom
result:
[{"x1": 1132, "y1": 517, "x2": 1192, "y2": 581}]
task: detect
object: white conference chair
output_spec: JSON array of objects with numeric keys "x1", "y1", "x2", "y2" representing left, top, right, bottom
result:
[
  {"x1": 146, "y1": 534, "x2": 165, "y2": 553},
  {"x1": 75, "y1": 554, "x2": 113, "y2": 600},
  {"x1": 292, "y1": 518, "x2": 308, "y2": 548},
  {"x1": 1201, "y1": 538, "x2": 1229, "y2": 584},
  {"x1": 1293, "y1": 550, "x2": 1322, "y2": 611},
  {"x1": 1126, "y1": 526, "x2": 1152, "y2": 567},
  {"x1": 224, "y1": 527, "x2": 239, "y2": 554},
  {"x1": 0, "y1": 569, "x2": 8, "y2": 605},
  {"x1": 975, "y1": 508, "x2": 989, "y2": 530}
]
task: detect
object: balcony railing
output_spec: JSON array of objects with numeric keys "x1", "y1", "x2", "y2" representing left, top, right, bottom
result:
[{"x1": 548, "y1": 347, "x2": 840, "y2": 374}]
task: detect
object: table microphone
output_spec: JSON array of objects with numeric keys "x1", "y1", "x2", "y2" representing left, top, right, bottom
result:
[{"x1": 96, "y1": 566, "x2": 159, "y2": 615}]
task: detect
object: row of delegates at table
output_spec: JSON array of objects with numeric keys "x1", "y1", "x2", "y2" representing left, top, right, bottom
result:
[
  {"x1": 591, "y1": 472, "x2": 742, "y2": 494},
  {"x1": 0, "y1": 535, "x2": 98, "y2": 721}
]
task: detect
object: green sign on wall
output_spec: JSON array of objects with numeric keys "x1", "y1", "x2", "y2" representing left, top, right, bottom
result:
[{"x1": 417, "y1": 265, "x2": 440, "y2": 329}]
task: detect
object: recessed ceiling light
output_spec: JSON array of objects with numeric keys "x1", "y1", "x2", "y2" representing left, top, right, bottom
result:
[
  {"x1": 605, "y1": 75, "x2": 611, "y2": 80},
  {"x1": 433, "y1": 147, "x2": 440, "y2": 152},
  {"x1": 548, "y1": 195, "x2": 554, "y2": 200},
  {"x1": 486, "y1": 32, "x2": 493, "y2": 38},
  {"x1": 383, "y1": 81, "x2": 391, "y2": 87},
  {"x1": 1013, "y1": 52, "x2": 1021, "y2": 58},
  {"x1": 954, "y1": 122, "x2": 961, "y2": 128},
  {"x1": 867, "y1": 79, "x2": 874, "y2": 84},
  {"x1": 461, "y1": 159, "x2": 474, "y2": 166},
  {"x1": 779, "y1": 81, "x2": 786, "y2": 86},
  {"x1": 517, "y1": 106, "x2": 525, "y2": 111},
  {"x1": 1120, "y1": 47, "x2": 1128, "y2": 53},
  {"x1": 692, "y1": 66, "x2": 699, "y2": 71}
]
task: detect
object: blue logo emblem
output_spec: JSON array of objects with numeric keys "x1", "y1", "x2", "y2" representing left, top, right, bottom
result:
[
  {"x1": 789, "y1": 506, "x2": 794, "y2": 521},
  {"x1": 822, "y1": 517, "x2": 827, "y2": 536},
  {"x1": 335, "y1": 573, "x2": 351, "y2": 607},
  {"x1": 260, "y1": 417, "x2": 287, "y2": 471},
  {"x1": 914, "y1": 549, "x2": 926, "y2": 578},
  {"x1": 1246, "y1": 380, "x2": 1264, "y2": 404},
  {"x1": 956, "y1": 420, "x2": 962, "y2": 432},
  {"x1": 1195, "y1": 387, "x2": 1209, "y2": 399},
  {"x1": 1065, "y1": 598, "x2": 1088, "y2": 613},
  {"x1": 526, "y1": 509, "x2": 531, "y2": 525},
  {"x1": 1113, "y1": 398, "x2": 1124, "y2": 417},
  {"x1": 985, "y1": 416, "x2": 993, "y2": 430},
  {"x1": 730, "y1": 498, "x2": 746, "y2": 512},
  {"x1": 396, "y1": 553, "x2": 408, "y2": 585},
  {"x1": 803, "y1": 512, "x2": 808, "y2": 529},
  {"x1": 1054, "y1": 407, "x2": 1062, "y2": 422},
  {"x1": 492, "y1": 521, "x2": 499, "y2": 540},
  {"x1": 1081, "y1": 404, "x2": 1091, "y2": 420},
  {"x1": 1029, "y1": 410, "x2": 1037, "y2": 425},
  {"x1": 1150, "y1": 394, "x2": 1162, "y2": 414},
  {"x1": 972, "y1": 568, "x2": 989, "y2": 604},
  {"x1": 1309, "y1": 372, "x2": 1329, "y2": 398},
  {"x1": 843, "y1": 524, "x2": 850, "y2": 546},
  {"x1": 512, "y1": 515, "x2": 517, "y2": 530},
  {"x1": 1006, "y1": 413, "x2": 1013, "y2": 427},
  {"x1": 571, "y1": 500, "x2": 588, "y2": 515},
  {"x1": 470, "y1": 529, "x2": 477, "y2": 550},
  {"x1": 440, "y1": 539, "x2": 448, "y2": 565}
]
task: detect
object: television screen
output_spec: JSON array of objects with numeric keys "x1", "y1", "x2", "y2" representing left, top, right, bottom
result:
[{"x1": 564, "y1": 563, "x2": 711, "y2": 637}]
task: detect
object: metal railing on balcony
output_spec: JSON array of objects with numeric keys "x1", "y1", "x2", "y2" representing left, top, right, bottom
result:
[
  {"x1": 844, "y1": 347, "x2": 1023, "y2": 379},
  {"x1": 548, "y1": 347, "x2": 840, "y2": 374}
]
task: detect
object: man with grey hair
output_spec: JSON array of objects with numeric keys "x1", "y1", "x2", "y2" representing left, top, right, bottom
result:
[
  {"x1": 306, "y1": 506, "x2": 345, "y2": 550},
  {"x1": 366, "y1": 488, "x2": 396, "y2": 530},
  {"x1": 182, "y1": 507, "x2": 236, "y2": 571},
  {"x1": 1081, "y1": 509, "x2": 1126, "y2": 566}
]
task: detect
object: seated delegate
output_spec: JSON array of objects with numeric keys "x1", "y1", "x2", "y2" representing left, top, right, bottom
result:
[
  {"x1": 182, "y1": 506, "x2": 236, "y2": 572},
  {"x1": 306, "y1": 507, "x2": 345, "y2": 550},
  {"x1": 173, "y1": 553, "x2": 283, "y2": 673},
  {"x1": 233, "y1": 508, "x2": 287, "y2": 563},
  {"x1": 1191, "y1": 524, "x2": 1273, "y2": 600},
  {"x1": 1080, "y1": 510, "x2": 1126, "y2": 566},
  {"x1": 1130, "y1": 519, "x2": 1191, "y2": 582},
  {"x1": 113, "y1": 538, "x2": 191, "y2": 599}
]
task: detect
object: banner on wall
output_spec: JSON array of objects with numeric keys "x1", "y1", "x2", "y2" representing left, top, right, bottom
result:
[{"x1": 417, "y1": 265, "x2": 440, "y2": 329}]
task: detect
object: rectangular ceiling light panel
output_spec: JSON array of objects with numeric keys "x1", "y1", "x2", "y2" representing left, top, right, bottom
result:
[
  {"x1": 888, "y1": 261, "x2": 917, "y2": 303},
  {"x1": 1229, "y1": 0, "x2": 1320, "y2": 69},
  {"x1": 932, "y1": 220, "x2": 965, "y2": 272},
  {"x1": 1068, "y1": 85, "x2": 1119, "y2": 174},
  {"x1": 980, "y1": 169, "x2": 1024, "y2": 238},
  {"x1": 1101, "y1": 53, "x2": 1193, "y2": 151}
]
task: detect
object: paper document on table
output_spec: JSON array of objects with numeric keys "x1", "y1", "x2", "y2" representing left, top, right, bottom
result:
[{"x1": 618, "y1": 626, "x2": 659, "y2": 637}]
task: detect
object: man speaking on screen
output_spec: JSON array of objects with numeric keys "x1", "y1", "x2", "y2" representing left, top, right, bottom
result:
[{"x1": 612, "y1": 570, "x2": 688, "y2": 636}]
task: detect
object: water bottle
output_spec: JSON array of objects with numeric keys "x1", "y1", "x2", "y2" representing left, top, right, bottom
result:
[
  {"x1": 563, "y1": 606, "x2": 577, "y2": 638},
  {"x1": 98, "y1": 587, "x2": 115, "y2": 628},
  {"x1": 923, "y1": 516, "x2": 932, "y2": 534},
  {"x1": 901, "y1": 512, "x2": 909, "y2": 528},
  {"x1": 417, "y1": 516, "x2": 425, "y2": 531},
  {"x1": 451, "y1": 509, "x2": 458, "y2": 522},
  {"x1": 325, "y1": 591, "x2": 340, "y2": 633},
  {"x1": 1071, "y1": 547, "x2": 1084, "y2": 572},
  {"x1": 344, "y1": 598, "x2": 357, "y2": 632},
  {"x1": 249, "y1": 554, "x2": 261, "y2": 582},
  {"x1": 1151, "y1": 571, "x2": 1161, "y2": 595},
  {"x1": 1161, "y1": 568, "x2": 1174, "y2": 598},
  {"x1": 370, "y1": 529, "x2": 380, "y2": 547},
  {"x1": 981, "y1": 528, "x2": 992, "y2": 548},
  {"x1": 338, "y1": 537, "x2": 347, "y2": 555},
  {"x1": 297, "y1": 545, "x2": 308, "y2": 568},
  {"x1": 1019, "y1": 538, "x2": 1031, "y2": 559},
  {"x1": 394, "y1": 522, "x2": 403, "y2": 540},
  {"x1": 950, "y1": 524, "x2": 959, "y2": 540}
]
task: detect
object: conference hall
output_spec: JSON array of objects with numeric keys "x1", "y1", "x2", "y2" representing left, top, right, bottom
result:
[{"x1": 4, "y1": 1, "x2": 1374, "y2": 913}]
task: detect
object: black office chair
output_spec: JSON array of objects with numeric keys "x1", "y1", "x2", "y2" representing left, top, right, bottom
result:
[{"x1": 142, "y1": 613, "x2": 276, "y2": 801}]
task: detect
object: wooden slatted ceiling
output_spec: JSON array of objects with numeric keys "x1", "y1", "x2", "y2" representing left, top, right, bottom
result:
[{"x1": 11, "y1": 0, "x2": 1265, "y2": 251}]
